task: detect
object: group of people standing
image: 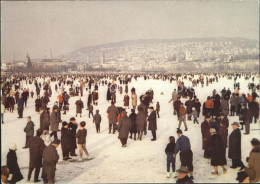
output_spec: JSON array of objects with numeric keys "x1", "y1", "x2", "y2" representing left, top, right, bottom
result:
[{"x1": 1, "y1": 72, "x2": 259, "y2": 184}]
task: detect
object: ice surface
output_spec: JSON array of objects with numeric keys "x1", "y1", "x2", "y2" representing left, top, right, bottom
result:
[{"x1": 1, "y1": 74, "x2": 259, "y2": 183}]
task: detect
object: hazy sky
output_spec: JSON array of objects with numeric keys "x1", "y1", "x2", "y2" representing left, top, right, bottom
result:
[{"x1": 1, "y1": 0, "x2": 259, "y2": 61}]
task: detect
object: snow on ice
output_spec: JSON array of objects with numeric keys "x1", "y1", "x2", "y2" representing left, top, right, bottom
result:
[{"x1": 1, "y1": 74, "x2": 259, "y2": 183}]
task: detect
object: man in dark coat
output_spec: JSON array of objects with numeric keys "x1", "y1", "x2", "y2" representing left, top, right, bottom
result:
[
  {"x1": 148, "y1": 107, "x2": 157, "y2": 141},
  {"x1": 68, "y1": 117, "x2": 78, "y2": 157},
  {"x1": 17, "y1": 95, "x2": 24, "y2": 118},
  {"x1": 61, "y1": 122, "x2": 73, "y2": 160},
  {"x1": 201, "y1": 116, "x2": 212, "y2": 159},
  {"x1": 248, "y1": 99, "x2": 259, "y2": 124},
  {"x1": 240, "y1": 104, "x2": 252, "y2": 134},
  {"x1": 27, "y1": 129, "x2": 46, "y2": 182},
  {"x1": 208, "y1": 128, "x2": 227, "y2": 175},
  {"x1": 75, "y1": 98, "x2": 84, "y2": 117},
  {"x1": 220, "y1": 114, "x2": 229, "y2": 128},
  {"x1": 35, "y1": 96, "x2": 42, "y2": 112},
  {"x1": 7, "y1": 144, "x2": 24, "y2": 184},
  {"x1": 106, "y1": 102, "x2": 119, "y2": 134},
  {"x1": 42, "y1": 139, "x2": 60, "y2": 184},
  {"x1": 185, "y1": 98, "x2": 193, "y2": 121},
  {"x1": 93, "y1": 110, "x2": 102, "y2": 133},
  {"x1": 129, "y1": 109, "x2": 137, "y2": 140},
  {"x1": 23, "y1": 116, "x2": 35, "y2": 149},
  {"x1": 22, "y1": 90, "x2": 28, "y2": 107},
  {"x1": 228, "y1": 122, "x2": 244, "y2": 169},
  {"x1": 118, "y1": 110, "x2": 131, "y2": 147},
  {"x1": 40, "y1": 108, "x2": 50, "y2": 131},
  {"x1": 50, "y1": 107, "x2": 59, "y2": 139}
]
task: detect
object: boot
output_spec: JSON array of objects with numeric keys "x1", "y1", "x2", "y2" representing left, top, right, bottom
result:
[{"x1": 166, "y1": 172, "x2": 170, "y2": 178}]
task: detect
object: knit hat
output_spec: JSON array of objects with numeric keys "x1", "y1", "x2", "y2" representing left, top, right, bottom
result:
[
  {"x1": 236, "y1": 171, "x2": 249, "y2": 182},
  {"x1": 9, "y1": 143, "x2": 17, "y2": 151}
]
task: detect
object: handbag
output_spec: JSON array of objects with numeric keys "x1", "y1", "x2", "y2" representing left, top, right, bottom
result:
[{"x1": 244, "y1": 167, "x2": 255, "y2": 180}]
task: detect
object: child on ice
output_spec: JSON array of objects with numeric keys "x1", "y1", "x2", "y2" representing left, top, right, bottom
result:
[
  {"x1": 165, "y1": 136, "x2": 176, "y2": 178},
  {"x1": 191, "y1": 107, "x2": 199, "y2": 124},
  {"x1": 76, "y1": 121, "x2": 91, "y2": 161}
]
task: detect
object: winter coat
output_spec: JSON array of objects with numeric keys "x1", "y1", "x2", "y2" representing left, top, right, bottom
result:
[
  {"x1": 6, "y1": 150, "x2": 24, "y2": 183},
  {"x1": 131, "y1": 93, "x2": 137, "y2": 107},
  {"x1": 123, "y1": 95, "x2": 130, "y2": 106},
  {"x1": 63, "y1": 94, "x2": 70, "y2": 103},
  {"x1": 50, "y1": 111, "x2": 59, "y2": 131},
  {"x1": 201, "y1": 120, "x2": 211, "y2": 150},
  {"x1": 42, "y1": 145, "x2": 59, "y2": 181},
  {"x1": 18, "y1": 98, "x2": 24, "y2": 108},
  {"x1": 129, "y1": 112, "x2": 137, "y2": 133},
  {"x1": 118, "y1": 115, "x2": 131, "y2": 139},
  {"x1": 61, "y1": 127, "x2": 72, "y2": 152},
  {"x1": 174, "y1": 100, "x2": 181, "y2": 111},
  {"x1": 35, "y1": 99, "x2": 42, "y2": 111},
  {"x1": 75, "y1": 100, "x2": 84, "y2": 114},
  {"x1": 68, "y1": 122, "x2": 78, "y2": 150},
  {"x1": 249, "y1": 101, "x2": 259, "y2": 118},
  {"x1": 185, "y1": 100, "x2": 193, "y2": 114},
  {"x1": 93, "y1": 91, "x2": 99, "y2": 101},
  {"x1": 220, "y1": 98, "x2": 229, "y2": 116},
  {"x1": 209, "y1": 134, "x2": 227, "y2": 166},
  {"x1": 241, "y1": 108, "x2": 251, "y2": 122},
  {"x1": 205, "y1": 99, "x2": 214, "y2": 109},
  {"x1": 40, "y1": 110, "x2": 50, "y2": 131},
  {"x1": 248, "y1": 146, "x2": 260, "y2": 183},
  {"x1": 220, "y1": 117, "x2": 229, "y2": 128},
  {"x1": 106, "y1": 89, "x2": 111, "y2": 101},
  {"x1": 148, "y1": 111, "x2": 157, "y2": 131},
  {"x1": 28, "y1": 136, "x2": 46, "y2": 168},
  {"x1": 107, "y1": 104, "x2": 119, "y2": 124},
  {"x1": 165, "y1": 142, "x2": 176, "y2": 154},
  {"x1": 228, "y1": 128, "x2": 241, "y2": 159},
  {"x1": 218, "y1": 125, "x2": 228, "y2": 148},
  {"x1": 156, "y1": 103, "x2": 160, "y2": 112},
  {"x1": 179, "y1": 106, "x2": 187, "y2": 116},
  {"x1": 76, "y1": 129, "x2": 87, "y2": 144},
  {"x1": 230, "y1": 96, "x2": 238, "y2": 106},
  {"x1": 93, "y1": 113, "x2": 102, "y2": 124},
  {"x1": 136, "y1": 111, "x2": 146, "y2": 132},
  {"x1": 24, "y1": 121, "x2": 35, "y2": 136}
]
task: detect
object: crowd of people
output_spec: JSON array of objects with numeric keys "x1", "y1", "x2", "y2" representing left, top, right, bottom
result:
[{"x1": 1, "y1": 72, "x2": 259, "y2": 184}]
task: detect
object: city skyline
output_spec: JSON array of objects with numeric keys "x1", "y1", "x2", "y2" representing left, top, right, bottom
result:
[{"x1": 1, "y1": 0, "x2": 259, "y2": 61}]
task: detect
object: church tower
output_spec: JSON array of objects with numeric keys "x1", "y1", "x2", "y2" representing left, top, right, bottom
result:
[{"x1": 27, "y1": 53, "x2": 32, "y2": 68}]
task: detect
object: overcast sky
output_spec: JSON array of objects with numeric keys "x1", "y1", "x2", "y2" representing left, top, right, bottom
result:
[{"x1": 1, "y1": 0, "x2": 259, "y2": 61}]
